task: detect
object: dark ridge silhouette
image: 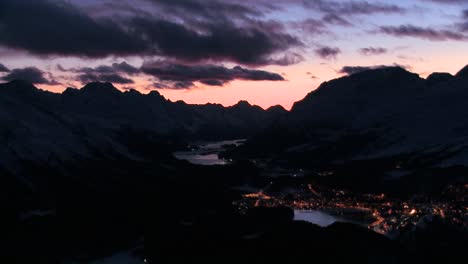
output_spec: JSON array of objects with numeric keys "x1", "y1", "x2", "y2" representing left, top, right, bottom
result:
[
  {"x1": 266, "y1": 104, "x2": 288, "y2": 113},
  {"x1": 456, "y1": 64, "x2": 468, "y2": 78},
  {"x1": 80, "y1": 81, "x2": 122, "y2": 96},
  {"x1": 1, "y1": 79, "x2": 39, "y2": 96},
  {"x1": 426, "y1": 72, "x2": 453, "y2": 85},
  {"x1": 225, "y1": 64, "x2": 468, "y2": 191},
  {"x1": 0, "y1": 80, "x2": 286, "y2": 168}
]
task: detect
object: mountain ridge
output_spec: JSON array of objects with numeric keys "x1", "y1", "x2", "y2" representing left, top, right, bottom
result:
[
  {"x1": 2, "y1": 64, "x2": 468, "y2": 169},
  {"x1": 228, "y1": 64, "x2": 468, "y2": 169},
  {"x1": 0, "y1": 80, "x2": 287, "y2": 168}
]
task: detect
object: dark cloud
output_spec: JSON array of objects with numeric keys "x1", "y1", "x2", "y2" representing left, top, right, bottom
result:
[
  {"x1": 146, "y1": 0, "x2": 263, "y2": 21},
  {"x1": 0, "y1": 0, "x2": 147, "y2": 57},
  {"x1": 82, "y1": 2, "x2": 151, "y2": 18},
  {"x1": 173, "y1": 81, "x2": 195, "y2": 89},
  {"x1": 336, "y1": 1, "x2": 404, "y2": 15},
  {"x1": 250, "y1": 0, "x2": 405, "y2": 18},
  {"x1": 378, "y1": 25, "x2": 468, "y2": 41},
  {"x1": 130, "y1": 18, "x2": 302, "y2": 66},
  {"x1": 71, "y1": 62, "x2": 140, "y2": 76},
  {"x1": 77, "y1": 73, "x2": 135, "y2": 84},
  {"x1": 63, "y1": 62, "x2": 140, "y2": 84},
  {"x1": 153, "y1": 82, "x2": 171, "y2": 89},
  {"x1": 112, "y1": 62, "x2": 140, "y2": 75},
  {"x1": 0, "y1": 63, "x2": 10, "y2": 72},
  {"x1": 0, "y1": 0, "x2": 301, "y2": 66},
  {"x1": 315, "y1": 47, "x2": 341, "y2": 60},
  {"x1": 303, "y1": 0, "x2": 405, "y2": 15},
  {"x1": 199, "y1": 79, "x2": 226, "y2": 86},
  {"x1": 154, "y1": 81, "x2": 195, "y2": 90},
  {"x1": 359, "y1": 47, "x2": 388, "y2": 56},
  {"x1": 141, "y1": 62, "x2": 284, "y2": 89},
  {"x1": 460, "y1": 10, "x2": 468, "y2": 32},
  {"x1": 70, "y1": 59, "x2": 285, "y2": 88},
  {"x1": 338, "y1": 64, "x2": 407, "y2": 75},
  {"x1": 2, "y1": 67, "x2": 57, "y2": 84},
  {"x1": 122, "y1": 1, "x2": 300, "y2": 66}
]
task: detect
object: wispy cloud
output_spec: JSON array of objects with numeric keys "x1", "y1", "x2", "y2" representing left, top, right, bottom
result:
[
  {"x1": 359, "y1": 47, "x2": 388, "y2": 56},
  {"x1": 378, "y1": 25, "x2": 468, "y2": 41}
]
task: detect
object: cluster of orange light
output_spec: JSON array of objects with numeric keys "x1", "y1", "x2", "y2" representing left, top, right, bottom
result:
[{"x1": 243, "y1": 191, "x2": 272, "y2": 200}]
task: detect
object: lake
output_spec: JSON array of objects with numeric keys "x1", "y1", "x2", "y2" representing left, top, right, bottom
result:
[
  {"x1": 294, "y1": 210, "x2": 344, "y2": 227},
  {"x1": 173, "y1": 139, "x2": 245, "y2": 165}
]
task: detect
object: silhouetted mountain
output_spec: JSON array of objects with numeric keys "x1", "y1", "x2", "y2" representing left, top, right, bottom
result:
[
  {"x1": 0, "y1": 81, "x2": 285, "y2": 167},
  {"x1": 2, "y1": 69, "x2": 466, "y2": 263},
  {"x1": 426, "y1": 72, "x2": 453, "y2": 86},
  {"x1": 292, "y1": 66, "x2": 468, "y2": 164},
  {"x1": 0, "y1": 80, "x2": 287, "y2": 263},
  {"x1": 455, "y1": 64, "x2": 468, "y2": 79},
  {"x1": 227, "y1": 65, "x2": 468, "y2": 192}
]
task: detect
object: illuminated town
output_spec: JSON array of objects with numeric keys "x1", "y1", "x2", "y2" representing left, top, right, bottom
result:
[{"x1": 236, "y1": 183, "x2": 467, "y2": 237}]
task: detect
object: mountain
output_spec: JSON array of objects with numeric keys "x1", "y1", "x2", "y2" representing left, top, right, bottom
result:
[
  {"x1": 0, "y1": 80, "x2": 286, "y2": 167},
  {"x1": 0, "y1": 80, "x2": 287, "y2": 262},
  {"x1": 288, "y1": 66, "x2": 468, "y2": 164},
  {"x1": 226, "y1": 65, "x2": 468, "y2": 191},
  {"x1": 0, "y1": 79, "x2": 287, "y2": 219},
  {"x1": 455, "y1": 64, "x2": 468, "y2": 79},
  {"x1": 2, "y1": 70, "x2": 467, "y2": 262}
]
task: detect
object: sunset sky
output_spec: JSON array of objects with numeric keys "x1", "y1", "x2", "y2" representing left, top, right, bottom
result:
[{"x1": 0, "y1": 0, "x2": 467, "y2": 109}]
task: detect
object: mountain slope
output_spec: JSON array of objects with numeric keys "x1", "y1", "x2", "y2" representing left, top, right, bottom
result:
[
  {"x1": 232, "y1": 65, "x2": 468, "y2": 170},
  {"x1": 292, "y1": 67, "x2": 468, "y2": 159},
  {"x1": 0, "y1": 80, "x2": 286, "y2": 167}
]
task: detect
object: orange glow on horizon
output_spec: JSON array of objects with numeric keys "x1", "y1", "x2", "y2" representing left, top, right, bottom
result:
[{"x1": 33, "y1": 59, "x2": 468, "y2": 110}]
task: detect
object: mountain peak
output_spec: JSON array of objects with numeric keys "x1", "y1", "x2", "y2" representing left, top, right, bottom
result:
[
  {"x1": 124, "y1": 89, "x2": 142, "y2": 96},
  {"x1": 455, "y1": 64, "x2": 468, "y2": 79},
  {"x1": 148, "y1": 90, "x2": 161, "y2": 97},
  {"x1": 291, "y1": 66, "x2": 424, "y2": 117},
  {"x1": 235, "y1": 100, "x2": 252, "y2": 107},
  {"x1": 63, "y1": 87, "x2": 79, "y2": 95},
  {"x1": 147, "y1": 90, "x2": 167, "y2": 102},
  {"x1": 80, "y1": 82, "x2": 121, "y2": 96},
  {"x1": 350, "y1": 66, "x2": 416, "y2": 79},
  {"x1": 0, "y1": 80, "x2": 39, "y2": 96},
  {"x1": 426, "y1": 72, "x2": 453, "y2": 85},
  {"x1": 266, "y1": 105, "x2": 287, "y2": 113}
]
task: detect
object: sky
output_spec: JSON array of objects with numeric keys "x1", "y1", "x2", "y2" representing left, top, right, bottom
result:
[{"x1": 0, "y1": 0, "x2": 467, "y2": 109}]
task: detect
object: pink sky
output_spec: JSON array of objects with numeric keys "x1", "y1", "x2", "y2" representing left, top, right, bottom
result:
[{"x1": 1, "y1": 0, "x2": 467, "y2": 110}]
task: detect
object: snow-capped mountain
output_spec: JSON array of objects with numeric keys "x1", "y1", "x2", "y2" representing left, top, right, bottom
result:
[{"x1": 0, "y1": 80, "x2": 286, "y2": 168}]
